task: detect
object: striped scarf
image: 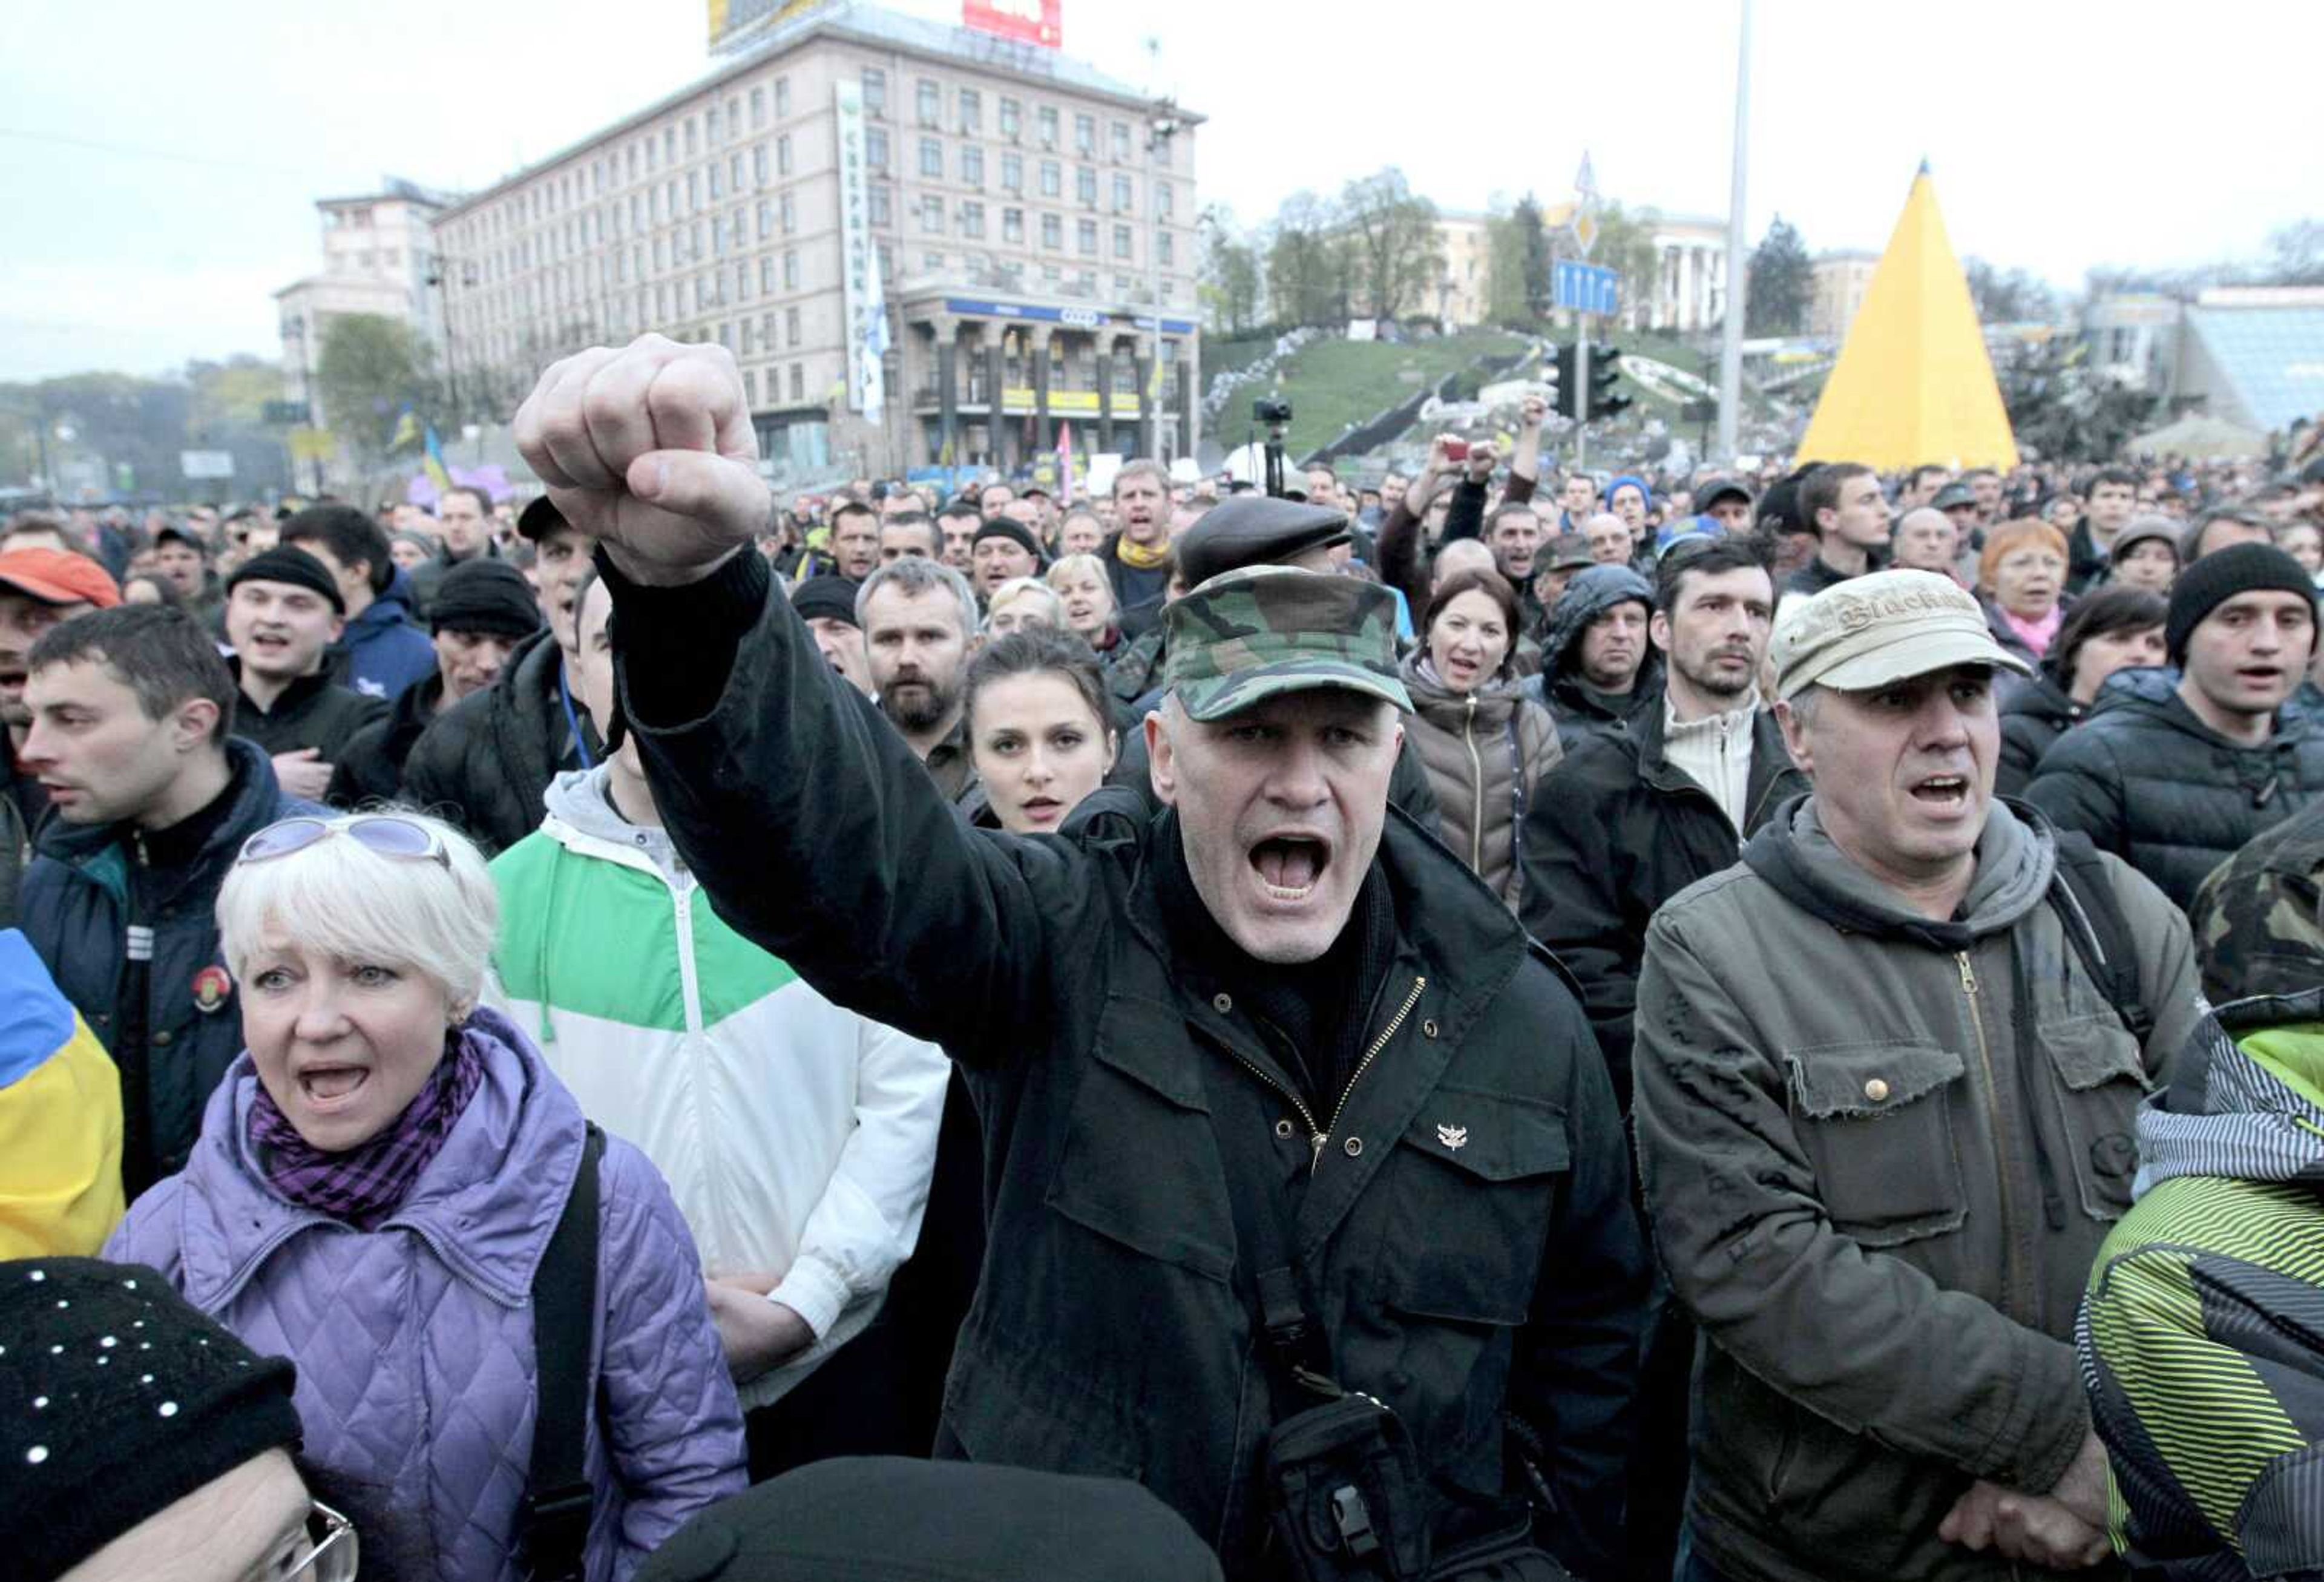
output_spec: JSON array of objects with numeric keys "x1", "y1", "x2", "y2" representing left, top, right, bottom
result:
[{"x1": 248, "y1": 1026, "x2": 485, "y2": 1229}]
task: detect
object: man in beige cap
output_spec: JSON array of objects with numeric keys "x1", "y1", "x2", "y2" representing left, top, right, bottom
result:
[{"x1": 1630, "y1": 568, "x2": 2202, "y2": 1582}]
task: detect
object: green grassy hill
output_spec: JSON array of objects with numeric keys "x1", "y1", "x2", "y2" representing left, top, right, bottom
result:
[{"x1": 1213, "y1": 330, "x2": 1532, "y2": 459}]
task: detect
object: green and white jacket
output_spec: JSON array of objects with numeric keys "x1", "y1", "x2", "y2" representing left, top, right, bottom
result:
[
  {"x1": 490, "y1": 768, "x2": 950, "y2": 1410},
  {"x1": 2079, "y1": 990, "x2": 2324, "y2": 1579}
]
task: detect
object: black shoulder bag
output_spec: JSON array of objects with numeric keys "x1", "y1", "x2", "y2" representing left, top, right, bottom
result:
[{"x1": 523, "y1": 1121, "x2": 605, "y2": 1582}]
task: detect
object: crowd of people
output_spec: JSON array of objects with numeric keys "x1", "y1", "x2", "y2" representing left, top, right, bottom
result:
[{"x1": 4, "y1": 332, "x2": 2324, "y2": 1582}]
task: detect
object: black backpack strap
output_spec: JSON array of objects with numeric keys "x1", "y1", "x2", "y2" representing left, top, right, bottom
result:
[
  {"x1": 2047, "y1": 832, "x2": 2155, "y2": 1044},
  {"x1": 525, "y1": 1121, "x2": 604, "y2": 1582}
]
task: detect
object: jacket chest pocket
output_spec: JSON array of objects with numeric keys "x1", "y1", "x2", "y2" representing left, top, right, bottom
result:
[
  {"x1": 2038, "y1": 1016, "x2": 2149, "y2": 1221},
  {"x1": 1380, "y1": 1093, "x2": 1570, "y2": 1328},
  {"x1": 1786, "y1": 1042, "x2": 1968, "y2": 1247},
  {"x1": 1045, "y1": 1016, "x2": 1237, "y2": 1284}
]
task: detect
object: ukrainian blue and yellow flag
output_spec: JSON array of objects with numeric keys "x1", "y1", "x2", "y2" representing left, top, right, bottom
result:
[{"x1": 0, "y1": 930, "x2": 123, "y2": 1256}]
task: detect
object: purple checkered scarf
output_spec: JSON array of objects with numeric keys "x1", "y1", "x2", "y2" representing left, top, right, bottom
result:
[{"x1": 248, "y1": 1024, "x2": 487, "y2": 1229}]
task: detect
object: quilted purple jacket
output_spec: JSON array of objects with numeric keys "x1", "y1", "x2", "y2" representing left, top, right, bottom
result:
[{"x1": 106, "y1": 1006, "x2": 746, "y2": 1581}]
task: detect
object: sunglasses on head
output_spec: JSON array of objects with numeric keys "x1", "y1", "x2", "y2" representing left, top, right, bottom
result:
[{"x1": 237, "y1": 815, "x2": 449, "y2": 869}]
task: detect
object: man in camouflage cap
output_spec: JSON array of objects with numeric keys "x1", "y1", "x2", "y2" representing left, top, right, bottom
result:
[
  {"x1": 511, "y1": 333, "x2": 1645, "y2": 1578},
  {"x1": 2189, "y1": 795, "x2": 2324, "y2": 1002}
]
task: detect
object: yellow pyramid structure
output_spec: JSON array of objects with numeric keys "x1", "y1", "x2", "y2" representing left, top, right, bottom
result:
[{"x1": 1797, "y1": 165, "x2": 2019, "y2": 470}]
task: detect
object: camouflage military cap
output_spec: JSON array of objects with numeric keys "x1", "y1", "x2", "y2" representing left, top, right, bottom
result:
[{"x1": 1163, "y1": 566, "x2": 1412, "y2": 721}]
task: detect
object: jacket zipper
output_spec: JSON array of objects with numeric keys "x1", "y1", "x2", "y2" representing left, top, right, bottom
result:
[
  {"x1": 1212, "y1": 974, "x2": 1430, "y2": 1175},
  {"x1": 1320, "y1": 976, "x2": 1428, "y2": 1173},
  {"x1": 1956, "y1": 951, "x2": 2024, "y2": 1319},
  {"x1": 1462, "y1": 697, "x2": 1485, "y2": 874}
]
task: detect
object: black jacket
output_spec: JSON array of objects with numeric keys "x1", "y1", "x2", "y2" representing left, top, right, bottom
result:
[
  {"x1": 17, "y1": 739, "x2": 311, "y2": 1194},
  {"x1": 2024, "y1": 667, "x2": 2324, "y2": 911},
  {"x1": 400, "y1": 627, "x2": 600, "y2": 855},
  {"x1": 605, "y1": 549, "x2": 1646, "y2": 1578},
  {"x1": 1779, "y1": 552, "x2": 1862, "y2": 603},
  {"x1": 1995, "y1": 673, "x2": 2082, "y2": 799},
  {"x1": 229, "y1": 665, "x2": 389, "y2": 765},
  {"x1": 326, "y1": 672, "x2": 444, "y2": 809},
  {"x1": 1520, "y1": 703, "x2": 1805, "y2": 1103}
]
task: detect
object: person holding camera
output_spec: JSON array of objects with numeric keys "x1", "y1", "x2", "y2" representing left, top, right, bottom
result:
[{"x1": 514, "y1": 335, "x2": 1645, "y2": 1582}]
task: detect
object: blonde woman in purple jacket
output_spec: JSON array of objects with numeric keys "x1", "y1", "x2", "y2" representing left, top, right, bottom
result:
[{"x1": 108, "y1": 811, "x2": 745, "y2": 1580}]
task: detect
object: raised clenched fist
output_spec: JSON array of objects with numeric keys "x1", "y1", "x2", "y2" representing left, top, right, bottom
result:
[{"x1": 513, "y1": 334, "x2": 769, "y2": 586}]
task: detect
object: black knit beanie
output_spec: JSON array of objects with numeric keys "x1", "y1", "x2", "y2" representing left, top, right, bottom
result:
[
  {"x1": 971, "y1": 517, "x2": 1044, "y2": 562},
  {"x1": 226, "y1": 545, "x2": 344, "y2": 614},
  {"x1": 2164, "y1": 542, "x2": 2317, "y2": 665},
  {"x1": 0, "y1": 1258, "x2": 303, "y2": 1578},
  {"x1": 431, "y1": 557, "x2": 544, "y2": 639},
  {"x1": 790, "y1": 575, "x2": 862, "y2": 628}
]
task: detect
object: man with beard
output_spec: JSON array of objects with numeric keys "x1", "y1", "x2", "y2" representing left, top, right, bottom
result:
[
  {"x1": 1531, "y1": 564, "x2": 1661, "y2": 752},
  {"x1": 0, "y1": 549, "x2": 119, "y2": 925},
  {"x1": 859, "y1": 557, "x2": 978, "y2": 799},
  {"x1": 1519, "y1": 537, "x2": 1805, "y2": 1578}
]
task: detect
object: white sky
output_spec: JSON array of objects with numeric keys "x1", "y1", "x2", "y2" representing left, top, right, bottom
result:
[{"x1": 2, "y1": 0, "x2": 2315, "y2": 381}]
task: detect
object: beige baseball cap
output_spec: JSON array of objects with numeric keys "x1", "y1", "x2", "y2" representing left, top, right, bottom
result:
[{"x1": 1771, "y1": 568, "x2": 2033, "y2": 700}]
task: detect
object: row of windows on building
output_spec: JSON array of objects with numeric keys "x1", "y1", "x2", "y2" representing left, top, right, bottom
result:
[
  {"x1": 448, "y1": 59, "x2": 1172, "y2": 252},
  {"x1": 866, "y1": 68, "x2": 1169, "y2": 171},
  {"x1": 875, "y1": 129, "x2": 1173, "y2": 215},
  {"x1": 910, "y1": 198, "x2": 1172, "y2": 265}
]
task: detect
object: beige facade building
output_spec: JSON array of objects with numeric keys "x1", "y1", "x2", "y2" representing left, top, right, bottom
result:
[
  {"x1": 1433, "y1": 212, "x2": 1493, "y2": 327},
  {"x1": 427, "y1": 2, "x2": 1201, "y2": 481},
  {"x1": 1811, "y1": 251, "x2": 1880, "y2": 341},
  {"x1": 1436, "y1": 202, "x2": 1730, "y2": 334},
  {"x1": 273, "y1": 182, "x2": 452, "y2": 432}
]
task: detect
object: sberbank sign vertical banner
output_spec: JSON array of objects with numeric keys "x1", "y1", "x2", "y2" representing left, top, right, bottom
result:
[{"x1": 835, "y1": 79, "x2": 879, "y2": 417}]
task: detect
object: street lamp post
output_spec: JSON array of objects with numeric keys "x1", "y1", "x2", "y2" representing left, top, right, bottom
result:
[
  {"x1": 1716, "y1": 0, "x2": 1754, "y2": 464},
  {"x1": 425, "y1": 254, "x2": 480, "y2": 427},
  {"x1": 1145, "y1": 99, "x2": 1181, "y2": 464}
]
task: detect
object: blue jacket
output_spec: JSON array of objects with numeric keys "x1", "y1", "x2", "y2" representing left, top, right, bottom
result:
[
  {"x1": 335, "y1": 571, "x2": 438, "y2": 702},
  {"x1": 17, "y1": 738, "x2": 314, "y2": 1195}
]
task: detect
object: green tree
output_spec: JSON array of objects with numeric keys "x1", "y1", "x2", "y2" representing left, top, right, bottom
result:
[
  {"x1": 315, "y1": 314, "x2": 438, "y2": 462},
  {"x1": 1338, "y1": 168, "x2": 1443, "y2": 323},
  {"x1": 1199, "y1": 207, "x2": 1265, "y2": 335},
  {"x1": 1485, "y1": 195, "x2": 1550, "y2": 327},
  {"x1": 2000, "y1": 335, "x2": 2155, "y2": 461},
  {"x1": 1746, "y1": 215, "x2": 1813, "y2": 335},
  {"x1": 1265, "y1": 191, "x2": 1344, "y2": 329},
  {"x1": 1963, "y1": 259, "x2": 2059, "y2": 324}
]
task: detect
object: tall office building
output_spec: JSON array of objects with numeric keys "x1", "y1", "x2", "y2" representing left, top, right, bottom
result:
[{"x1": 428, "y1": 2, "x2": 1202, "y2": 482}]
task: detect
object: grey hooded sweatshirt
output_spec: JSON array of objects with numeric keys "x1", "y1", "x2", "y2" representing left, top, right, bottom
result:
[{"x1": 1633, "y1": 795, "x2": 2203, "y2": 1582}]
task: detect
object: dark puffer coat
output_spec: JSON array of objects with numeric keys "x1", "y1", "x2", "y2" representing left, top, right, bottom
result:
[
  {"x1": 1396, "y1": 653, "x2": 1560, "y2": 911},
  {"x1": 1995, "y1": 673, "x2": 2082, "y2": 799},
  {"x1": 2024, "y1": 666, "x2": 2324, "y2": 911},
  {"x1": 400, "y1": 628, "x2": 600, "y2": 855}
]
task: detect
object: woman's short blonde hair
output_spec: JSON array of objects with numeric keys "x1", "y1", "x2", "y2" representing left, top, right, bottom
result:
[
  {"x1": 215, "y1": 813, "x2": 499, "y2": 1011},
  {"x1": 985, "y1": 577, "x2": 1065, "y2": 631},
  {"x1": 1046, "y1": 553, "x2": 1111, "y2": 592}
]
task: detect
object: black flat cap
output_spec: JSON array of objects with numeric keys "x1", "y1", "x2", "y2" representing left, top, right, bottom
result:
[
  {"x1": 1931, "y1": 481, "x2": 1978, "y2": 511},
  {"x1": 1695, "y1": 474, "x2": 1754, "y2": 509},
  {"x1": 637, "y1": 1457, "x2": 1224, "y2": 1582},
  {"x1": 789, "y1": 575, "x2": 861, "y2": 627},
  {"x1": 517, "y1": 494, "x2": 576, "y2": 542},
  {"x1": 1175, "y1": 495, "x2": 1350, "y2": 589}
]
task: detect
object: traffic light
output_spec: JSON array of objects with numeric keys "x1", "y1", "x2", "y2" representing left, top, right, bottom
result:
[
  {"x1": 1589, "y1": 347, "x2": 1632, "y2": 422},
  {"x1": 1554, "y1": 343, "x2": 1580, "y2": 421}
]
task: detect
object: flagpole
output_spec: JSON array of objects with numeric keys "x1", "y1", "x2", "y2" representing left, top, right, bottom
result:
[{"x1": 1716, "y1": 0, "x2": 1752, "y2": 464}]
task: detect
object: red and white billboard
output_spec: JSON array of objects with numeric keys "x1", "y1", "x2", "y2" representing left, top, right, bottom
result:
[{"x1": 963, "y1": 0, "x2": 1061, "y2": 48}]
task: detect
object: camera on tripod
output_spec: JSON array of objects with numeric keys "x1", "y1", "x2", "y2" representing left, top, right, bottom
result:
[
  {"x1": 1253, "y1": 397, "x2": 1293, "y2": 425},
  {"x1": 1251, "y1": 399, "x2": 1293, "y2": 496}
]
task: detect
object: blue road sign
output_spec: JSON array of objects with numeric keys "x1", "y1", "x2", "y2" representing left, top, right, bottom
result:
[{"x1": 1553, "y1": 261, "x2": 1621, "y2": 317}]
